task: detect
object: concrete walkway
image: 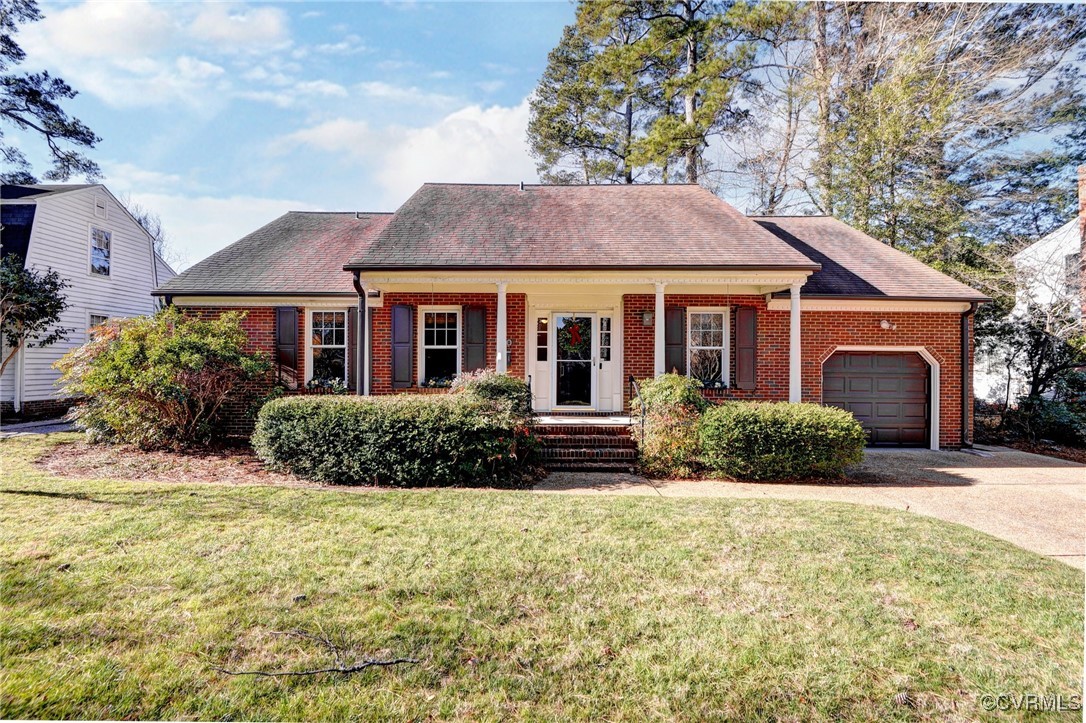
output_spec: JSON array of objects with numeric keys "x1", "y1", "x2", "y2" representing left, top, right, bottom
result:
[
  {"x1": 536, "y1": 446, "x2": 1086, "y2": 569},
  {"x1": 0, "y1": 418, "x2": 75, "y2": 439}
]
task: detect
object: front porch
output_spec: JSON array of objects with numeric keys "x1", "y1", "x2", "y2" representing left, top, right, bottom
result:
[{"x1": 353, "y1": 270, "x2": 809, "y2": 412}]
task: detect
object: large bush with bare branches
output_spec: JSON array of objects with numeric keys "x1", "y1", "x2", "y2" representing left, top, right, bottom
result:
[{"x1": 55, "y1": 307, "x2": 270, "y2": 449}]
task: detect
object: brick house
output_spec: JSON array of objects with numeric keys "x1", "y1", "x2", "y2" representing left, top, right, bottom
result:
[{"x1": 154, "y1": 183, "x2": 988, "y2": 449}]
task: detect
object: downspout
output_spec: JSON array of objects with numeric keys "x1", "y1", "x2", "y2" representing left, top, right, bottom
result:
[
  {"x1": 351, "y1": 271, "x2": 366, "y2": 396},
  {"x1": 960, "y1": 302, "x2": 978, "y2": 449}
]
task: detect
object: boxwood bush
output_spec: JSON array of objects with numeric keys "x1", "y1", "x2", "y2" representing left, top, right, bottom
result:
[
  {"x1": 451, "y1": 368, "x2": 533, "y2": 417},
  {"x1": 631, "y1": 373, "x2": 709, "y2": 478},
  {"x1": 252, "y1": 394, "x2": 537, "y2": 487},
  {"x1": 699, "y1": 402, "x2": 865, "y2": 480}
]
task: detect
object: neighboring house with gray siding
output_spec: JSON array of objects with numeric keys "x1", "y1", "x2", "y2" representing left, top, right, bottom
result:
[{"x1": 1, "y1": 184, "x2": 175, "y2": 419}]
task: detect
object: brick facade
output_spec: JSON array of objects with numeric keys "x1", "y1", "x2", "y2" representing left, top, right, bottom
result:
[
  {"x1": 371, "y1": 292, "x2": 526, "y2": 394},
  {"x1": 181, "y1": 306, "x2": 301, "y2": 435},
  {"x1": 182, "y1": 293, "x2": 972, "y2": 447},
  {"x1": 622, "y1": 294, "x2": 971, "y2": 448}
]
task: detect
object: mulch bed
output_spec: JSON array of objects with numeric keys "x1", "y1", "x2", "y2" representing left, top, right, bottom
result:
[
  {"x1": 1004, "y1": 441, "x2": 1086, "y2": 465},
  {"x1": 36, "y1": 441, "x2": 308, "y2": 487}
]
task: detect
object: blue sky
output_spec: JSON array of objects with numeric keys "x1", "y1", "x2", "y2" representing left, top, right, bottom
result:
[{"x1": 16, "y1": 1, "x2": 577, "y2": 267}]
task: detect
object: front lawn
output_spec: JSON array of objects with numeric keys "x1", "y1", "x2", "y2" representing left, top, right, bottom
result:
[{"x1": 2, "y1": 435, "x2": 1082, "y2": 720}]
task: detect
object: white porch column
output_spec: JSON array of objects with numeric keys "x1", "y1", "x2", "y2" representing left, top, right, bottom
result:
[
  {"x1": 789, "y1": 282, "x2": 802, "y2": 402},
  {"x1": 654, "y1": 282, "x2": 666, "y2": 376},
  {"x1": 496, "y1": 281, "x2": 508, "y2": 373}
]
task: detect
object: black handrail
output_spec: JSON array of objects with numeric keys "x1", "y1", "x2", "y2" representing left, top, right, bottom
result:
[{"x1": 628, "y1": 374, "x2": 646, "y2": 445}]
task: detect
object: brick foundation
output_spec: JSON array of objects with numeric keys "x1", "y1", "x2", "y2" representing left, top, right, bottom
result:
[{"x1": 1, "y1": 397, "x2": 80, "y2": 422}]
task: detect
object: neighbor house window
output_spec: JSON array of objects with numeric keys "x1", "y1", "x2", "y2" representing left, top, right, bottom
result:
[
  {"x1": 89, "y1": 313, "x2": 109, "y2": 329},
  {"x1": 421, "y1": 308, "x2": 460, "y2": 386},
  {"x1": 687, "y1": 308, "x2": 729, "y2": 387},
  {"x1": 310, "y1": 311, "x2": 346, "y2": 384},
  {"x1": 90, "y1": 227, "x2": 111, "y2": 276}
]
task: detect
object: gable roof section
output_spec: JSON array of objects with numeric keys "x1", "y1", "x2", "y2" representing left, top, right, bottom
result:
[
  {"x1": 155, "y1": 211, "x2": 393, "y2": 296},
  {"x1": 1, "y1": 183, "x2": 97, "y2": 200},
  {"x1": 0, "y1": 203, "x2": 36, "y2": 261},
  {"x1": 752, "y1": 216, "x2": 988, "y2": 301},
  {"x1": 347, "y1": 183, "x2": 820, "y2": 271}
]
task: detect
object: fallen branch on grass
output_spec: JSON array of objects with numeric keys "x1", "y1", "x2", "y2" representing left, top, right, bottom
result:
[{"x1": 212, "y1": 628, "x2": 418, "y2": 678}]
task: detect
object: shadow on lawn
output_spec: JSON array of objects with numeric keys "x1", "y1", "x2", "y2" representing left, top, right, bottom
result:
[{"x1": 0, "y1": 489, "x2": 130, "y2": 505}]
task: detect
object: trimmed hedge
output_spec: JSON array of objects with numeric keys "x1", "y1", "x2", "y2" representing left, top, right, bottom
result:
[
  {"x1": 252, "y1": 394, "x2": 537, "y2": 487},
  {"x1": 630, "y1": 374, "x2": 708, "y2": 478},
  {"x1": 451, "y1": 368, "x2": 533, "y2": 417},
  {"x1": 699, "y1": 402, "x2": 865, "y2": 480}
]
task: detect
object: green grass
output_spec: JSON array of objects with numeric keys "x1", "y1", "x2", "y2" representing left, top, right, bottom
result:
[{"x1": 2, "y1": 434, "x2": 1082, "y2": 721}]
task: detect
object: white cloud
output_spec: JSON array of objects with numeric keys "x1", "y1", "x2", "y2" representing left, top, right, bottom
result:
[
  {"x1": 313, "y1": 35, "x2": 368, "y2": 56},
  {"x1": 476, "y1": 80, "x2": 505, "y2": 94},
  {"x1": 18, "y1": 1, "x2": 290, "y2": 109},
  {"x1": 279, "y1": 99, "x2": 538, "y2": 206},
  {"x1": 297, "y1": 80, "x2": 348, "y2": 97},
  {"x1": 189, "y1": 5, "x2": 290, "y2": 49},
  {"x1": 125, "y1": 192, "x2": 323, "y2": 266},
  {"x1": 376, "y1": 100, "x2": 537, "y2": 204},
  {"x1": 20, "y1": 0, "x2": 178, "y2": 59},
  {"x1": 355, "y1": 81, "x2": 457, "y2": 107}
]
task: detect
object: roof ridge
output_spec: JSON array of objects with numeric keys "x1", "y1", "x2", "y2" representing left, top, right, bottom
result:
[
  {"x1": 420, "y1": 181, "x2": 701, "y2": 188},
  {"x1": 288, "y1": 210, "x2": 393, "y2": 216}
]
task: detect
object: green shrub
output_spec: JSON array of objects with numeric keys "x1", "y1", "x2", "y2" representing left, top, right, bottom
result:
[
  {"x1": 252, "y1": 394, "x2": 538, "y2": 487},
  {"x1": 54, "y1": 307, "x2": 270, "y2": 449},
  {"x1": 1004, "y1": 396, "x2": 1086, "y2": 446},
  {"x1": 631, "y1": 374, "x2": 708, "y2": 478},
  {"x1": 699, "y1": 402, "x2": 866, "y2": 480},
  {"x1": 451, "y1": 368, "x2": 533, "y2": 417}
]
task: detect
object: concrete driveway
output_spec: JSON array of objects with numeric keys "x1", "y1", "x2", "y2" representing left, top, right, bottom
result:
[{"x1": 535, "y1": 446, "x2": 1086, "y2": 569}]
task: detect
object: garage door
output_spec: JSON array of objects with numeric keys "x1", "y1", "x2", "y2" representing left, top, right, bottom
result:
[{"x1": 823, "y1": 352, "x2": 930, "y2": 447}]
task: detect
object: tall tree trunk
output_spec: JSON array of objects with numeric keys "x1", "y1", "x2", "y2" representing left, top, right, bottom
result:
[
  {"x1": 812, "y1": 1, "x2": 832, "y2": 213},
  {"x1": 623, "y1": 95, "x2": 634, "y2": 183},
  {"x1": 683, "y1": 1, "x2": 699, "y2": 184}
]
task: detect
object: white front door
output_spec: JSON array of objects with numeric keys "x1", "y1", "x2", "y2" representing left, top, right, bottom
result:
[{"x1": 551, "y1": 313, "x2": 597, "y2": 409}]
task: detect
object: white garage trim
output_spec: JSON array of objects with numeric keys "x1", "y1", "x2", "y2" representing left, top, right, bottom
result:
[{"x1": 822, "y1": 345, "x2": 940, "y2": 451}]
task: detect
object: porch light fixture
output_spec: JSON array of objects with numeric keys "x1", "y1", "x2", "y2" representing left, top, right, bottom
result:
[
  {"x1": 880, "y1": 319, "x2": 897, "y2": 331},
  {"x1": 642, "y1": 311, "x2": 654, "y2": 326}
]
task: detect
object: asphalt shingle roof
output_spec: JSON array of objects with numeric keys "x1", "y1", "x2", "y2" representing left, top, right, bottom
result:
[
  {"x1": 0, "y1": 184, "x2": 97, "y2": 200},
  {"x1": 753, "y1": 216, "x2": 988, "y2": 301},
  {"x1": 155, "y1": 212, "x2": 392, "y2": 296},
  {"x1": 346, "y1": 183, "x2": 820, "y2": 270}
]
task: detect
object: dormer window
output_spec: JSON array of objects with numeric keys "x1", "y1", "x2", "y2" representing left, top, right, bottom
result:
[
  {"x1": 94, "y1": 195, "x2": 108, "y2": 219},
  {"x1": 90, "y1": 227, "x2": 111, "y2": 276}
]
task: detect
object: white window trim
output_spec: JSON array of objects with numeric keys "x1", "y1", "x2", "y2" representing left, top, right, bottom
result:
[
  {"x1": 306, "y1": 309, "x2": 349, "y2": 384},
  {"x1": 88, "y1": 224, "x2": 112, "y2": 277},
  {"x1": 93, "y1": 194, "x2": 108, "y2": 220},
  {"x1": 418, "y1": 305, "x2": 462, "y2": 385},
  {"x1": 686, "y1": 306, "x2": 731, "y2": 387},
  {"x1": 87, "y1": 311, "x2": 110, "y2": 338}
]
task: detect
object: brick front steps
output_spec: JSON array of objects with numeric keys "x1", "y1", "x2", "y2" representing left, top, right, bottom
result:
[{"x1": 536, "y1": 422, "x2": 638, "y2": 472}]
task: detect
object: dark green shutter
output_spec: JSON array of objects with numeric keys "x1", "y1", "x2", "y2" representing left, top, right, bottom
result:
[
  {"x1": 463, "y1": 306, "x2": 486, "y2": 372},
  {"x1": 391, "y1": 304, "x2": 413, "y2": 389},
  {"x1": 735, "y1": 307, "x2": 757, "y2": 390},
  {"x1": 664, "y1": 307, "x2": 685, "y2": 375}
]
